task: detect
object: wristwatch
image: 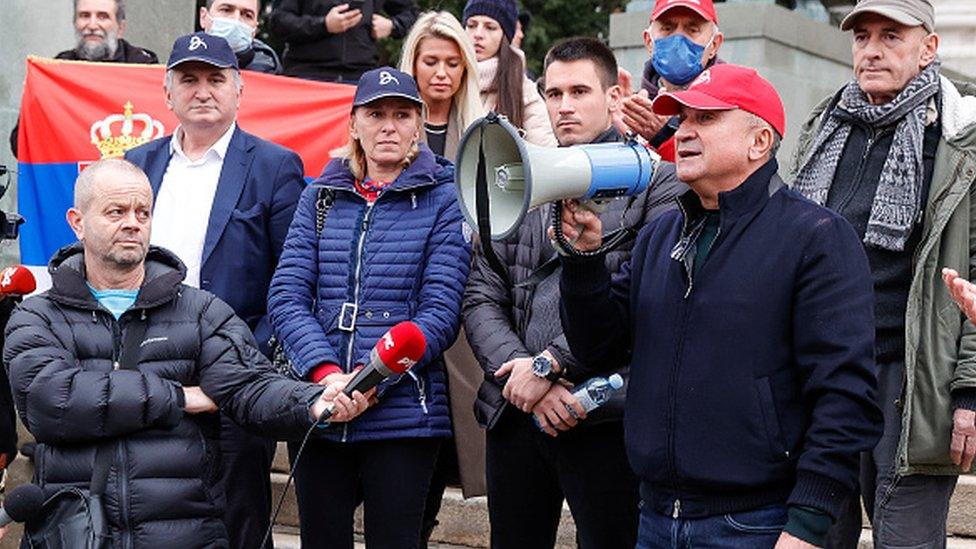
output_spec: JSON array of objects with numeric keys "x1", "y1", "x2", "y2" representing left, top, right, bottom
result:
[{"x1": 531, "y1": 354, "x2": 561, "y2": 382}]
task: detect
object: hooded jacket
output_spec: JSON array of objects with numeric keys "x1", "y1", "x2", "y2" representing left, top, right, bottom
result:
[
  {"x1": 4, "y1": 245, "x2": 323, "y2": 549},
  {"x1": 268, "y1": 145, "x2": 471, "y2": 442}
]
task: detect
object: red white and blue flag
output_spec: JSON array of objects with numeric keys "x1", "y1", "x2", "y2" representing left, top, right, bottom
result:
[{"x1": 16, "y1": 56, "x2": 354, "y2": 267}]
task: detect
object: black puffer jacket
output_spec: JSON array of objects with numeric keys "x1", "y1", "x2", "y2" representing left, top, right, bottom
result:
[
  {"x1": 464, "y1": 129, "x2": 686, "y2": 429},
  {"x1": 4, "y1": 245, "x2": 323, "y2": 549}
]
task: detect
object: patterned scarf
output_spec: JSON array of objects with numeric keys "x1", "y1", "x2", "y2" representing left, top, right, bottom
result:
[{"x1": 793, "y1": 61, "x2": 940, "y2": 251}]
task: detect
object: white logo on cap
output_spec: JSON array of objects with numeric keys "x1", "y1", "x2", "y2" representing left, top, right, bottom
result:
[
  {"x1": 670, "y1": 0, "x2": 701, "y2": 4},
  {"x1": 690, "y1": 69, "x2": 711, "y2": 88},
  {"x1": 189, "y1": 36, "x2": 208, "y2": 51},
  {"x1": 379, "y1": 71, "x2": 400, "y2": 86}
]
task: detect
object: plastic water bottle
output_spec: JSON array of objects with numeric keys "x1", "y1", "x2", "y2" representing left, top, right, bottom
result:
[{"x1": 534, "y1": 374, "x2": 624, "y2": 430}]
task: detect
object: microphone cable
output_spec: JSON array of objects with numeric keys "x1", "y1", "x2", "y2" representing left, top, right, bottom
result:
[{"x1": 259, "y1": 403, "x2": 331, "y2": 549}]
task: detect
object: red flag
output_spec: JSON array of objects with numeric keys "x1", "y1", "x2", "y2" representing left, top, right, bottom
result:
[
  {"x1": 17, "y1": 57, "x2": 355, "y2": 266},
  {"x1": 18, "y1": 56, "x2": 354, "y2": 177}
]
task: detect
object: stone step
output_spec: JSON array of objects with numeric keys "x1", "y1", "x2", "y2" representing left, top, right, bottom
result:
[
  {"x1": 272, "y1": 526, "x2": 476, "y2": 549},
  {"x1": 271, "y1": 443, "x2": 976, "y2": 548},
  {"x1": 858, "y1": 528, "x2": 976, "y2": 548},
  {"x1": 950, "y1": 476, "x2": 976, "y2": 537}
]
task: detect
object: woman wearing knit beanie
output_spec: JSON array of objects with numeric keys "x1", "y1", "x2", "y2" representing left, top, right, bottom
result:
[{"x1": 463, "y1": 0, "x2": 557, "y2": 147}]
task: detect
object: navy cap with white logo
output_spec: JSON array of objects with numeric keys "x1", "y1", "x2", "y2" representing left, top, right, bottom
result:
[
  {"x1": 353, "y1": 67, "x2": 424, "y2": 108},
  {"x1": 167, "y1": 32, "x2": 239, "y2": 70}
]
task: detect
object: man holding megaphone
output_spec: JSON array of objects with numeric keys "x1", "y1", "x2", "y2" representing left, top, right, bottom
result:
[
  {"x1": 557, "y1": 64, "x2": 883, "y2": 548},
  {"x1": 462, "y1": 37, "x2": 684, "y2": 548}
]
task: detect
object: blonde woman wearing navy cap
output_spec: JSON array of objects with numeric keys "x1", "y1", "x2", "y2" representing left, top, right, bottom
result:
[{"x1": 269, "y1": 67, "x2": 471, "y2": 548}]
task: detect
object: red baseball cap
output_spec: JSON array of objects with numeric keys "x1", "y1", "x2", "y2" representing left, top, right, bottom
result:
[
  {"x1": 651, "y1": 0, "x2": 718, "y2": 24},
  {"x1": 651, "y1": 64, "x2": 786, "y2": 137}
]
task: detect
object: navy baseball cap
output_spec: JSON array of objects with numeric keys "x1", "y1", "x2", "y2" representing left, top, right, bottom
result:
[
  {"x1": 167, "y1": 32, "x2": 239, "y2": 70},
  {"x1": 353, "y1": 67, "x2": 424, "y2": 108}
]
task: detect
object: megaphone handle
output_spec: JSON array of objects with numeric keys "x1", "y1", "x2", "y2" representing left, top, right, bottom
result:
[
  {"x1": 551, "y1": 200, "x2": 607, "y2": 258},
  {"x1": 570, "y1": 200, "x2": 608, "y2": 247}
]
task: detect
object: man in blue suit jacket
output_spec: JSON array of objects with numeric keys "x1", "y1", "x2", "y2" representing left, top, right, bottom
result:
[{"x1": 125, "y1": 33, "x2": 304, "y2": 549}]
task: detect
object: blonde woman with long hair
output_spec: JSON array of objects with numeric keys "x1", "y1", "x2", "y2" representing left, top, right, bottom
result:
[{"x1": 399, "y1": 11, "x2": 486, "y2": 158}]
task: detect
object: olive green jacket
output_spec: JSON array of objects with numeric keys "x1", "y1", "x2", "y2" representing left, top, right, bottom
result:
[{"x1": 789, "y1": 75, "x2": 976, "y2": 475}]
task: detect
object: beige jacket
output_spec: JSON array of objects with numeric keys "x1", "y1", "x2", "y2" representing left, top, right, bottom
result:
[{"x1": 477, "y1": 56, "x2": 558, "y2": 147}]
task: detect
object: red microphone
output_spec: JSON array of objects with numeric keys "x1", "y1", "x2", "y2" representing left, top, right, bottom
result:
[
  {"x1": 318, "y1": 321, "x2": 427, "y2": 421},
  {"x1": 0, "y1": 266, "x2": 36, "y2": 298}
]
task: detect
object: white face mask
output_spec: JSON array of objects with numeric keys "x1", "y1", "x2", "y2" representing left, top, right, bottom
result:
[{"x1": 208, "y1": 17, "x2": 254, "y2": 53}]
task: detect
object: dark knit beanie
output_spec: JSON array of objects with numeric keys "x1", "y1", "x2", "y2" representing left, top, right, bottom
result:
[{"x1": 462, "y1": 0, "x2": 518, "y2": 43}]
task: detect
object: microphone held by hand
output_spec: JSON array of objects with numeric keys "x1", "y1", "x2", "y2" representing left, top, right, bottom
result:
[{"x1": 317, "y1": 321, "x2": 427, "y2": 422}]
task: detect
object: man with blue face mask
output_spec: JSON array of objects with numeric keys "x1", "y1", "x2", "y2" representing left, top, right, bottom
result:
[
  {"x1": 620, "y1": 0, "x2": 723, "y2": 163},
  {"x1": 200, "y1": 0, "x2": 282, "y2": 74}
]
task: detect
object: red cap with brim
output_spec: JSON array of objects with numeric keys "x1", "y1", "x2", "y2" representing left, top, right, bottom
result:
[
  {"x1": 651, "y1": 0, "x2": 718, "y2": 23},
  {"x1": 651, "y1": 64, "x2": 786, "y2": 137},
  {"x1": 652, "y1": 90, "x2": 736, "y2": 115}
]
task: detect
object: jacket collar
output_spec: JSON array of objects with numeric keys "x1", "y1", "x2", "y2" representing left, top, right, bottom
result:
[
  {"x1": 46, "y1": 244, "x2": 187, "y2": 312},
  {"x1": 316, "y1": 143, "x2": 448, "y2": 193},
  {"x1": 678, "y1": 158, "x2": 780, "y2": 227},
  {"x1": 589, "y1": 126, "x2": 623, "y2": 145}
]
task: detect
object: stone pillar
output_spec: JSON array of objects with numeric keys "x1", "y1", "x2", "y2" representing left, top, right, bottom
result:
[{"x1": 935, "y1": 0, "x2": 976, "y2": 79}]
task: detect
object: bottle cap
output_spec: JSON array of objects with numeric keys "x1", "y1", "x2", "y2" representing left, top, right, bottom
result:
[{"x1": 608, "y1": 374, "x2": 624, "y2": 390}]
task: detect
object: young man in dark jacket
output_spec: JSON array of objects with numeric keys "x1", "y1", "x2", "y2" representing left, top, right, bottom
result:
[
  {"x1": 200, "y1": 0, "x2": 283, "y2": 74},
  {"x1": 558, "y1": 64, "x2": 883, "y2": 548},
  {"x1": 463, "y1": 37, "x2": 685, "y2": 548},
  {"x1": 0, "y1": 158, "x2": 368, "y2": 548},
  {"x1": 271, "y1": 0, "x2": 418, "y2": 83}
]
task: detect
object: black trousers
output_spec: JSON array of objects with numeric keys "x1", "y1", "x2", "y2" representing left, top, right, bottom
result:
[
  {"x1": 288, "y1": 436, "x2": 442, "y2": 549},
  {"x1": 486, "y1": 409, "x2": 639, "y2": 549},
  {"x1": 217, "y1": 414, "x2": 276, "y2": 549}
]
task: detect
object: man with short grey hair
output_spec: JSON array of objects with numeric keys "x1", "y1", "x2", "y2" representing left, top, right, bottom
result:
[
  {"x1": 790, "y1": 0, "x2": 976, "y2": 545},
  {"x1": 126, "y1": 32, "x2": 305, "y2": 549}
]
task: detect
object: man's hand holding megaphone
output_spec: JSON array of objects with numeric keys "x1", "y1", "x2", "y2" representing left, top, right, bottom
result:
[{"x1": 550, "y1": 199, "x2": 605, "y2": 253}]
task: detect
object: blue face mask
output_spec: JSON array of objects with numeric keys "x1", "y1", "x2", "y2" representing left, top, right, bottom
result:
[
  {"x1": 651, "y1": 34, "x2": 711, "y2": 86},
  {"x1": 208, "y1": 17, "x2": 254, "y2": 53}
]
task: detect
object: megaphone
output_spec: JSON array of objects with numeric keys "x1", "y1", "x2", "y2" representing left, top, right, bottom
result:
[{"x1": 455, "y1": 113, "x2": 657, "y2": 241}]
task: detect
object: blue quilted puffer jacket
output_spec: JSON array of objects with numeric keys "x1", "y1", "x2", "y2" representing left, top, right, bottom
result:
[{"x1": 269, "y1": 145, "x2": 471, "y2": 441}]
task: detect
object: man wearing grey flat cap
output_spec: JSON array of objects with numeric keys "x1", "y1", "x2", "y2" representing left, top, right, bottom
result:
[{"x1": 790, "y1": 0, "x2": 976, "y2": 546}]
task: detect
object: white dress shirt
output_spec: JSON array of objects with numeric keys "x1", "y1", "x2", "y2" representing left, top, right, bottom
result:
[{"x1": 151, "y1": 123, "x2": 236, "y2": 288}]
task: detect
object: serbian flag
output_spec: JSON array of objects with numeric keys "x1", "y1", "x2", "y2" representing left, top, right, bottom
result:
[{"x1": 16, "y1": 56, "x2": 354, "y2": 268}]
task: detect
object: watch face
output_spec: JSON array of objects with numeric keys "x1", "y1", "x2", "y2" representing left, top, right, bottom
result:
[{"x1": 532, "y1": 355, "x2": 551, "y2": 377}]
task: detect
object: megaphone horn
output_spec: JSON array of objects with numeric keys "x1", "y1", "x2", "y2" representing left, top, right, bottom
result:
[{"x1": 455, "y1": 113, "x2": 657, "y2": 242}]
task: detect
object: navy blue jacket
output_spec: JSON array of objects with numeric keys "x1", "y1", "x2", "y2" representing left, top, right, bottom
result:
[
  {"x1": 560, "y1": 160, "x2": 883, "y2": 520},
  {"x1": 268, "y1": 145, "x2": 471, "y2": 441},
  {"x1": 126, "y1": 127, "x2": 305, "y2": 356}
]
